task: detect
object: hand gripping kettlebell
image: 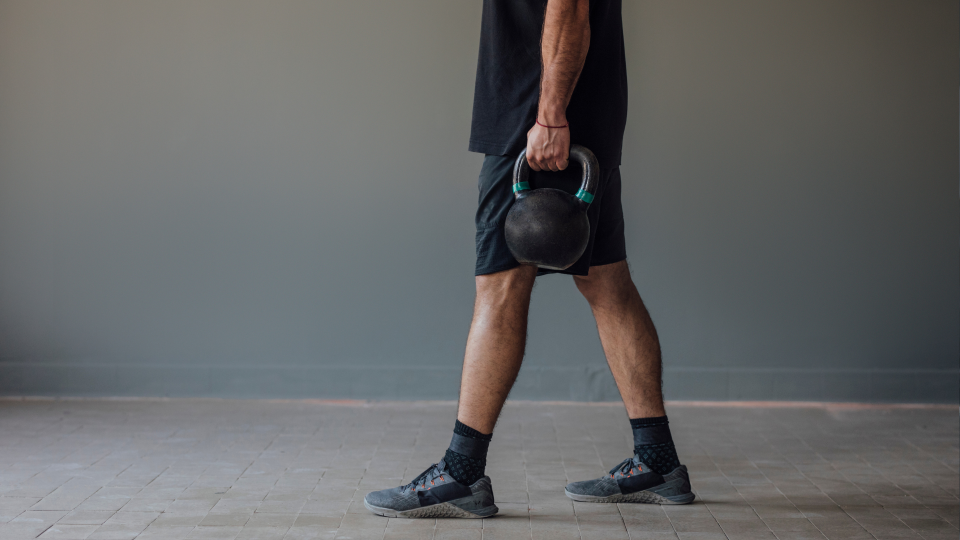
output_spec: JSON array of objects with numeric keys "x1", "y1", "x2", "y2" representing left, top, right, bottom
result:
[{"x1": 504, "y1": 145, "x2": 600, "y2": 271}]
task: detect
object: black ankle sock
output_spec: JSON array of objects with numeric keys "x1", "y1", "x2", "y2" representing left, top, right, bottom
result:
[
  {"x1": 630, "y1": 415, "x2": 681, "y2": 475},
  {"x1": 453, "y1": 420, "x2": 491, "y2": 441},
  {"x1": 444, "y1": 420, "x2": 492, "y2": 486}
]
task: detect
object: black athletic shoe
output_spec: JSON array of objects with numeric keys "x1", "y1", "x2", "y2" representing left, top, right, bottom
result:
[
  {"x1": 565, "y1": 455, "x2": 695, "y2": 504},
  {"x1": 364, "y1": 459, "x2": 498, "y2": 518}
]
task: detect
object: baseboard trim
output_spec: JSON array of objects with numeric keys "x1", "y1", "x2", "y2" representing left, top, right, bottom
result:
[{"x1": 0, "y1": 363, "x2": 956, "y2": 403}]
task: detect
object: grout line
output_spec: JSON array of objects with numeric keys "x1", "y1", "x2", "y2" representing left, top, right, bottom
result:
[
  {"x1": 696, "y1": 434, "x2": 776, "y2": 540},
  {"x1": 550, "y1": 411, "x2": 582, "y2": 540},
  {"x1": 1, "y1": 400, "x2": 954, "y2": 540},
  {"x1": 768, "y1": 410, "x2": 882, "y2": 540},
  {"x1": 1, "y1": 396, "x2": 956, "y2": 409}
]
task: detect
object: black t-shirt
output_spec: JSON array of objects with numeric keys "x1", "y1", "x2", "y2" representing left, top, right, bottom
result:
[{"x1": 468, "y1": 0, "x2": 628, "y2": 167}]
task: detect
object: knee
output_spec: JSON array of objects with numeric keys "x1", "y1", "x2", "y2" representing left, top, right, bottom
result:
[
  {"x1": 573, "y1": 261, "x2": 633, "y2": 306},
  {"x1": 573, "y1": 273, "x2": 602, "y2": 303},
  {"x1": 476, "y1": 265, "x2": 537, "y2": 305}
]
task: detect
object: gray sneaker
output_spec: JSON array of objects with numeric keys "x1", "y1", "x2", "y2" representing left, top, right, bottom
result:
[
  {"x1": 565, "y1": 455, "x2": 695, "y2": 504},
  {"x1": 364, "y1": 459, "x2": 498, "y2": 518}
]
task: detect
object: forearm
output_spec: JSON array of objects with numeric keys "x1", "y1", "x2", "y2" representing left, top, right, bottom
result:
[
  {"x1": 525, "y1": 0, "x2": 589, "y2": 171},
  {"x1": 538, "y1": 0, "x2": 590, "y2": 125}
]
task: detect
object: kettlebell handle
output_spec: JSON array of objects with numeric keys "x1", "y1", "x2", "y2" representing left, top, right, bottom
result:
[{"x1": 512, "y1": 145, "x2": 600, "y2": 207}]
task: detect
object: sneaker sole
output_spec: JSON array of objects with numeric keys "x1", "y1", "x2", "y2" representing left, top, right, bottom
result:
[
  {"x1": 364, "y1": 498, "x2": 499, "y2": 519},
  {"x1": 564, "y1": 488, "x2": 695, "y2": 505}
]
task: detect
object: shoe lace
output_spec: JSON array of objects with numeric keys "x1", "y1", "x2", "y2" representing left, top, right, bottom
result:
[
  {"x1": 404, "y1": 459, "x2": 448, "y2": 492},
  {"x1": 608, "y1": 457, "x2": 640, "y2": 478}
]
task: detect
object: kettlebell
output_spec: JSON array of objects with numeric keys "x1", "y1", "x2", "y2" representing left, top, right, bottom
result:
[{"x1": 505, "y1": 145, "x2": 599, "y2": 271}]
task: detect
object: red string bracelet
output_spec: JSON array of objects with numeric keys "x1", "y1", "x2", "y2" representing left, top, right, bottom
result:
[{"x1": 536, "y1": 119, "x2": 569, "y2": 129}]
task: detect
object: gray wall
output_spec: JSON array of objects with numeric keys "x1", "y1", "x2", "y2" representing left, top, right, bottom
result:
[{"x1": 0, "y1": 0, "x2": 956, "y2": 402}]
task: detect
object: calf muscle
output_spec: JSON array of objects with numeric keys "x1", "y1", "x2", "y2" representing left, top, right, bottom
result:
[
  {"x1": 575, "y1": 261, "x2": 665, "y2": 418},
  {"x1": 456, "y1": 265, "x2": 538, "y2": 434}
]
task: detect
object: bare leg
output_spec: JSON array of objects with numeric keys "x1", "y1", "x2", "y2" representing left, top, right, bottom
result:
[
  {"x1": 456, "y1": 265, "x2": 539, "y2": 433},
  {"x1": 573, "y1": 260, "x2": 665, "y2": 418}
]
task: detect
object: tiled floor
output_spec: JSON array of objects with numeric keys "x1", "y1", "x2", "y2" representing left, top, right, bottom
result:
[{"x1": 0, "y1": 399, "x2": 956, "y2": 540}]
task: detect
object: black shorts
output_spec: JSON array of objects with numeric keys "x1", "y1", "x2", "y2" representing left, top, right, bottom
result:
[{"x1": 475, "y1": 154, "x2": 627, "y2": 277}]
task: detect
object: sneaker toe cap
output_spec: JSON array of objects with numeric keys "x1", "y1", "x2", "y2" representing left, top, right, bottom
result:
[
  {"x1": 565, "y1": 479, "x2": 597, "y2": 495},
  {"x1": 364, "y1": 487, "x2": 397, "y2": 507},
  {"x1": 565, "y1": 477, "x2": 617, "y2": 497},
  {"x1": 364, "y1": 487, "x2": 419, "y2": 512}
]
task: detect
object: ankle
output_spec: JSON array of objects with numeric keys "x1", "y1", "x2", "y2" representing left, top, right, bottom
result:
[
  {"x1": 454, "y1": 420, "x2": 492, "y2": 441},
  {"x1": 445, "y1": 420, "x2": 492, "y2": 485},
  {"x1": 630, "y1": 415, "x2": 681, "y2": 475}
]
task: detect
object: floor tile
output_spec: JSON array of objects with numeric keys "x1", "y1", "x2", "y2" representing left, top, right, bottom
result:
[{"x1": 0, "y1": 400, "x2": 953, "y2": 540}]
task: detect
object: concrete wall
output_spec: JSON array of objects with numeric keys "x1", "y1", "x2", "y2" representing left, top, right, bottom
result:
[{"x1": 0, "y1": 0, "x2": 956, "y2": 402}]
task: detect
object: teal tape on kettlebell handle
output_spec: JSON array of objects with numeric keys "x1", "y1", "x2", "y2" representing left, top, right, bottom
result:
[
  {"x1": 576, "y1": 189, "x2": 595, "y2": 204},
  {"x1": 512, "y1": 181, "x2": 530, "y2": 193}
]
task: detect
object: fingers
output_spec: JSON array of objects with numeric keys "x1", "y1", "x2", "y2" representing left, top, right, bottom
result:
[
  {"x1": 545, "y1": 156, "x2": 569, "y2": 172},
  {"x1": 527, "y1": 152, "x2": 569, "y2": 172},
  {"x1": 526, "y1": 155, "x2": 541, "y2": 171},
  {"x1": 525, "y1": 123, "x2": 570, "y2": 172},
  {"x1": 555, "y1": 153, "x2": 569, "y2": 171}
]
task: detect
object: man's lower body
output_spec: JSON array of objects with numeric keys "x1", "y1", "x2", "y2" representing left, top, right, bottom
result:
[{"x1": 364, "y1": 156, "x2": 694, "y2": 518}]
